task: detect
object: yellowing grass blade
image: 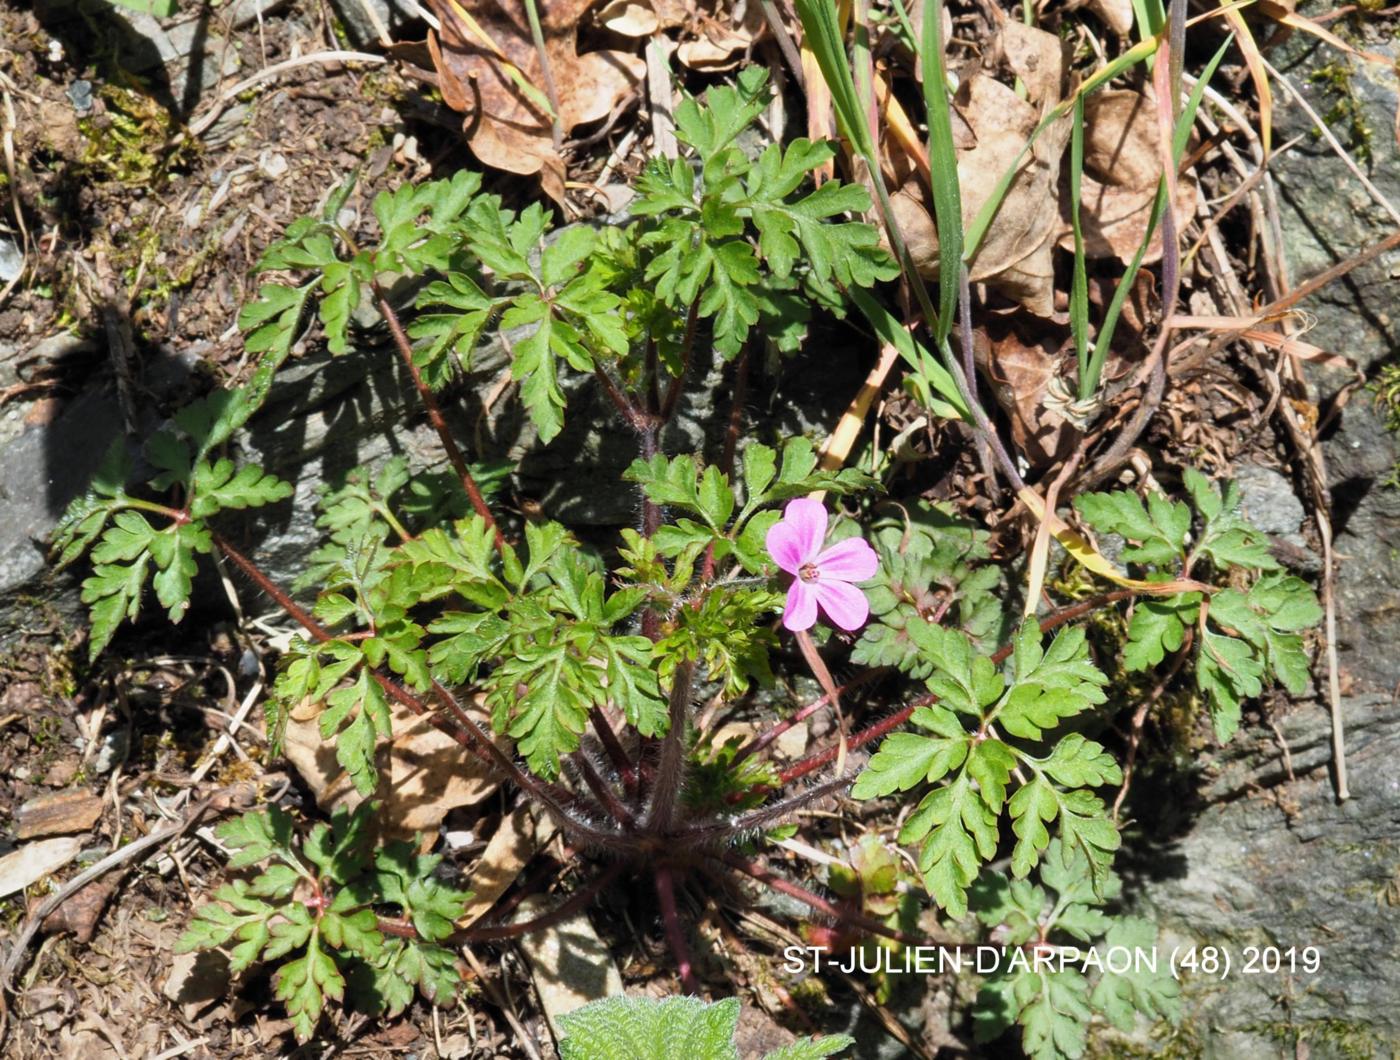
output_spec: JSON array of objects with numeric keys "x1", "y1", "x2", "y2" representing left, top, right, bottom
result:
[
  {"x1": 1018, "y1": 487, "x2": 1213, "y2": 595},
  {"x1": 1220, "y1": 2, "x2": 1272, "y2": 155}
]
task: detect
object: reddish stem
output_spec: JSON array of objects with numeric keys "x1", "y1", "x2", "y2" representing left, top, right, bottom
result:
[
  {"x1": 574, "y1": 751, "x2": 636, "y2": 830},
  {"x1": 771, "y1": 589, "x2": 1140, "y2": 787},
  {"x1": 643, "y1": 662, "x2": 694, "y2": 834},
  {"x1": 590, "y1": 707, "x2": 638, "y2": 795},
  {"x1": 373, "y1": 285, "x2": 504, "y2": 553},
  {"x1": 658, "y1": 299, "x2": 699, "y2": 424},
  {"x1": 655, "y1": 865, "x2": 699, "y2": 993},
  {"x1": 461, "y1": 862, "x2": 625, "y2": 941},
  {"x1": 730, "y1": 668, "x2": 888, "y2": 768},
  {"x1": 717, "y1": 851, "x2": 977, "y2": 954},
  {"x1": 778, "y1": 698, "x2": 933, "y2": 786},
  {"x1": 213, "y1": 532, "x2": 630, "y2": 848},
  {"x1": 700, "y1": 343, "x2": 750, "y2": 584}
]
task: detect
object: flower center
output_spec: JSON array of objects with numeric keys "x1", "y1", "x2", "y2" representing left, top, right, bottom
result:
[{"x1": 798, "y1": 563, "x2": 820, "y2": 583}]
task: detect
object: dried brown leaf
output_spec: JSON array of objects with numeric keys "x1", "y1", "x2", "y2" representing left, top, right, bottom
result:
[
  {"x1": 427, "y1": 0, "x2": 643, "y2": 202},
  {"x1": 1088, "y1": 0, "x2": 1134, "y2": 36},
  {"x1": 677, "y1": 25, "x2": 752, "y2": 71},
  {"x1": 1058, "y1": 89, "x2": 1198, "y2": 264},
  {"x1": 894, "y1": 24, "x2": 1070, "y2": 317},
  {"x1": 456, "y1": 803, "x2": 539, "y2": 927},
  {"x1": 282, "y1": 697, "x2": 503, "y2": 842},
  {"x1": 981, "y1": 325, "x2": 1075, "y2": 466},
  {"x1": 595, "y1": 0, "x2": 658, "y2": 36}
]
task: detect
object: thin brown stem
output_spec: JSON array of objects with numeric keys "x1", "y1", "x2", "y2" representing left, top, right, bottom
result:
[
  {"x1": 730, "y1": 669, "x2": 887, "y2": 767},
  {"x1": 213, "y1": 532, "x2": 331, "y2": 642},
  {"x1": 594, "y1": 363, "x2": 651, "y2": 432},
  {"x1": 373, "y1": 284, "x2": 504, "y2": 552},
  {"x1": 422, "y1": 680, "x2": 630, "y2": 851},
  {"x1": 213, "y1": 531, "x2": 629, "y2": 848},
  {"x1": 687, "y1": 770, "x2": 855, "y2": 843},
  {"x1": 794, "y1": 629, "x2": 846, "y2": 773},
  {"x1": 719, "y1": 342, "x2": 750, "y2": 478},
  {"x1": 718, "y1": 852, "x2": 976, "y2": 954},
  {"x1": 778, "y1": 698, "x2": 932, "y2": 786}
]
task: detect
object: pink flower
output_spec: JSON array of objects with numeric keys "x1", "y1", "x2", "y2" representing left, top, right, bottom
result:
[{"x1": 766, "y1": 498, "x2": 879, "y2": 632}]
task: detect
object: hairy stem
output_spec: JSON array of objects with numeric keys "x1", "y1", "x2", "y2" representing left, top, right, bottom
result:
[
  {"x1": 373, "y1": 284, "x2": 504, "y2": 552},
  {"x1": 658, "y1": 298, "x2": 699, "y2": 424},
  {"x1": 212, "y1": 532, "x2": 629, "y2": 850},
  {"x1": 590, "y1": 707, "x2": 638, "y2": 795},
  {"x1": 685, "y1": 770, "x2": 856, "y2": 843},
  {"x1": 643, "y1": 661, "x2": 695, "y2": 834},
  {"x1": 573, "y1": 751, "x2": 636, "y2": 830}
]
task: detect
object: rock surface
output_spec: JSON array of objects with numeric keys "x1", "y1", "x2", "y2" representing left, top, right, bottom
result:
[
  {"x1": 1118, "y1": 21, "x2": 1400, "y2": 1058},
  {"x1": 0, "y1": 305, "x2": 861, "y2": 637}
]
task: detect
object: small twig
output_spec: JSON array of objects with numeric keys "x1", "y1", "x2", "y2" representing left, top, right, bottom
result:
[
  {"x1": 757, "y1": 0, "x2": 806, "y2": 91},
  {"x1": 184, "y1": 52, "x2": 385, "y2": 140},
  {"x1": 0, "y1": 784, "x2": 254, "y2": 1005},
  {"x1": 460, "y1": 947, "x2": 544, "y2": 1060},
  {"x1": 1261, "y1": 56, "x2": 1400, "y2": 228}
]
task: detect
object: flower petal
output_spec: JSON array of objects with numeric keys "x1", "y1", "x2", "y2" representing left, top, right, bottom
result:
[
  {"x1": 766, "y1": 498, "x2": 828, "y2": 573},
  {"x1": 782, "y1": 580, "x2": 819, "y2": 632},
  {"x1": 815, "y1": 537, "x2": 879, "y2": 583},
  {"x1": 813, "y1": 579, "x2": 870, "y2": 631}
]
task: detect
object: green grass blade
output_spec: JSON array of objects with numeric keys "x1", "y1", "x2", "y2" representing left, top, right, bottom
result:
[
  {"x1": 1070, "y1": 94, "x2": 1090, "y2": 397},
  {"x1": 921, "y1": 0, "x2": 963, "y2": 346},
  {"x1": 792, "y1": 0, "x2": 877, "y2": 163},
  {"x1": 850, "y1": 288, "x2": 969, "y2": 419},
  {"x1": 963, "y1": 35, "x2": 1161, "y2": 262},
  {"x1": 1086, "y1": 34, "x2": 1233, "y2": 395}
]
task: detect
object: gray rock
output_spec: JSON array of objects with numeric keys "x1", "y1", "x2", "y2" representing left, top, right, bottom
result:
[
  {"x1": 1120, "y1": 25, "x2": 1400, "y2": 1057},
  {"x1": 1271, "y1": 31, "x2": 1400, "y2": 375},
  {"x1": 327, "y1": 0, "x2": 408, "y2": 47},
  {"x1": 0, "y1": 283, "x2": 861, "y2": 630},
  {"x1": 1126, "y1": 693, "x2": 1400, "y2": 1058},
  {"x1": 0, "y1": 237, "x2": 22, "y2": 283},
  {"x1": 1233, "y1": 464, "x2": 1305, "y2": 537}
]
